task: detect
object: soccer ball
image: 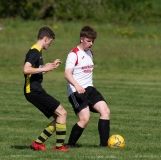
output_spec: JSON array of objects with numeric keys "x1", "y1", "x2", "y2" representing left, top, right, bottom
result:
[{"x1": 108, "y1": 134, "x2": 125, "y2": 148}]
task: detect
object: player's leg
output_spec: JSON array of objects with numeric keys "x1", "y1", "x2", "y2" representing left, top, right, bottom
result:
[
  {"x1": 25, "y1": 91, "x2": 67, "y2": 150},
  {"x1": 32, "y1": 104, "x2": 68, "y2": 151},
  {"x1": 30, "y1": 120, "x2": 56, "y2": 150},
  {"x1": 93, "y1": 101, "x2": 110, "y2": 147},
  {"x1": 52, "y1": 105, "x2": 68, "y2": 151},
  {"x1": 68, "y1": 107, "x2": 90, "y2": 147},
  {"x1": 35, "y1": 120, "x2": 56, "y2": 143},
  {"x1": 25, "y1": 92, "x2": 52, "y2": 150}
]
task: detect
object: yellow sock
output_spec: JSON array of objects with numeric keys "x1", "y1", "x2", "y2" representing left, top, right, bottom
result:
[
  {"x1": 56, "y1": 123, "x2": 66, "y2": 147},
  {"x1": 35, "y1": 123, "x2": 55, "y2": 143}
]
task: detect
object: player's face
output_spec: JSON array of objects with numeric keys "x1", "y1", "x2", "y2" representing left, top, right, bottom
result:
[
  {"x1": 43, "y1": 37, "x2": 53, "y2": 50},
  {"x1": 81, "y1": 37, "x2": 94, "y2": 51}
]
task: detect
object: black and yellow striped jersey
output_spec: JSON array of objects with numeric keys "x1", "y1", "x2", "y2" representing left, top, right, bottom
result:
[{"x1": 24, "y1": 44, "x2": 44, "y2": 94}]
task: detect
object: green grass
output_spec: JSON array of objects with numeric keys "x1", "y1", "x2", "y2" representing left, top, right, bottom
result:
[{"x1": 0, "y1": 19, "x2": 161, "y2": 160}]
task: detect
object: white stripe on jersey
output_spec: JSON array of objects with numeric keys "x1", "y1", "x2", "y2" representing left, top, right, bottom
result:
[{"x1": 65, "y1": 47, "x2": 94, "y2": 96}]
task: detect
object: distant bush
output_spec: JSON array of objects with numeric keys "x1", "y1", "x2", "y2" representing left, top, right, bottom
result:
[{"x1": 0, "y1": 0, "x2": 161, "y2": 24}]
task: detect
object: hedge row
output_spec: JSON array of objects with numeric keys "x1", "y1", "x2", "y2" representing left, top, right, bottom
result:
[{"x1": 0, "y1": 0, "x2": 161, "y2": 24}]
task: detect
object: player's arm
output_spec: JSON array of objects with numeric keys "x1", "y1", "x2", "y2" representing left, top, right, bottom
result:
[
  {"x1": 65, "y1": 53, "x2": 85, "y2": 94},
  {"x1": 23, "y1": 62, "x2": 56, "y2": 74},
  {"x1": 42, "y1": 59, "x2": 62, "y2": 74},
  {"x1": 64, "y1": 68, "x2": 85, "y2": 94}
]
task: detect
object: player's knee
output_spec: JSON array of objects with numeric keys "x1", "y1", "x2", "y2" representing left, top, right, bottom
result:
[
  {"x1": 106, "y1": 107, "x2": 110, "y2": 116},
  {"x1": 80, "y1": 116, "x2": 90, "y2": 125},
  {"x1": 105, "y1": 109, "x2": 110, "y2": 119},
  {"x1": 101, "y1": 106, "x2": 110, "y2": 119},
  {"x1": 61, "y1": 108, "x2": 67, "y2": 118}
]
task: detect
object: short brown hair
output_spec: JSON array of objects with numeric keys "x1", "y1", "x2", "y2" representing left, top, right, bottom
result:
[
  {"x1": 37, "y1": 27, "x2": 55, "y2": 40},
  {"x1": 80, "y1": 26, "x2": 97, "y2": 40}
]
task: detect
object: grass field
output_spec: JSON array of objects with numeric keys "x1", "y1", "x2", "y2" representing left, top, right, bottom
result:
[{"x1": 0, "y1": 19, "x2": 161, "y2": 160}]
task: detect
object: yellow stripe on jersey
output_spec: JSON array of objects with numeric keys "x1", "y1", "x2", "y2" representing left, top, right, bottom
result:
[
  {"x1": 25, "y1": 64, "x2": 36, "y2": 93},
  {"x1": 26, "y1": 74, "x2": 31, "y2": 93},
  {"x1": 31, "y1": 44, "x2": 41, "y2": 52}
]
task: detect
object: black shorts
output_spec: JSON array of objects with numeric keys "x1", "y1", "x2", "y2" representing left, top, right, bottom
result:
[
  {"x1": 68, "y1": 86, "x2": 106, "y2": 114},
  {"x1": 25, "y1": 90, "x2": 60, "y2": 118}
]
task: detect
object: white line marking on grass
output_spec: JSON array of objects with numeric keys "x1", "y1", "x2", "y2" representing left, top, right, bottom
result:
[
  {"x1": 72, "y1": 155, "x2": 161, "y2": 159},
  {"x1": 85, "y1": 155, "x2": 116, "y2": 159},
  {"x1": 139, "y1": 133, "x2": 151, "y2": 136},
  {"x1": 132, "y1": 155, "x2": 161, "y2": 159},
  {"x1": 10, "y1": 155, "x2": 37, "y2": 158},
  {"x1": 71, "y1": 155, "x2": 117, "y2": 159}
]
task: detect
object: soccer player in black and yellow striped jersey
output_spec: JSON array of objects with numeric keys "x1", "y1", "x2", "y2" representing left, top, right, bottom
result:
[{"x1": 23, "y1": 27, "x2": 68, "y2": 151}]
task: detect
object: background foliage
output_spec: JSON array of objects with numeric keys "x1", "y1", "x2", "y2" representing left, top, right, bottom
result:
[{"x1": 0, "y1": 0, "x2": 161, "y2": 24}]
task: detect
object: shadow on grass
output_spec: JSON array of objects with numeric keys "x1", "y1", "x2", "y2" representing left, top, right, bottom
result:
[
  {"x1": 10, "y1": 145, "x2": 29, "y2": 150},
  {"x1": 10, "y1": 144, "x2": 104, "y2": 150},
  {"x1": 68, "y1": 144, "x2": 106, "y2": 148}
]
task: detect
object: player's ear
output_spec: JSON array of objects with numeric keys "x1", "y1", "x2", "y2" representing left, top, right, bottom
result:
[
  {"x1": 44, "y1": 36, "x2": 48, "y2": 42},
  {"x1": 80, "y1": 37, "x2": 83, "y2": 43}
]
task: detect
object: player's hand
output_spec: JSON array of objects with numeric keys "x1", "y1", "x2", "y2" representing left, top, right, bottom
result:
[
  {"x1": 53, "y1": 59, "x2": 62, "y2": 69},
  {"x1": 75, "y1": 85, "x2": 85, "y2": 94},
  {"x1": 44, "y1": 63, "x2": 57, "y2": 71}
]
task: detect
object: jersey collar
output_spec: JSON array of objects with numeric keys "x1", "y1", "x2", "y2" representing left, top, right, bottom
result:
[{"x1": 31, "y1": 44, "x2": 41, "y2": 52}]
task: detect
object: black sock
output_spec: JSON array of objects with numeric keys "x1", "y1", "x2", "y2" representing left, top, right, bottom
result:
[
  {"x1": 68, "y1": 123, "x2": 84, "y2": 145},
  {"x1": 98, "y1": 119, "x2": 110, "y2": 146}
]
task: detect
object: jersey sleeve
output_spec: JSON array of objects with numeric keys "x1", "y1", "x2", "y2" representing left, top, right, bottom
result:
[
  {"x1": 65, "y1": 52, "x2": 77, "y2": 69},
  {"x1": 25, "y1": 49, "x2": 39, "y2": 65}
]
